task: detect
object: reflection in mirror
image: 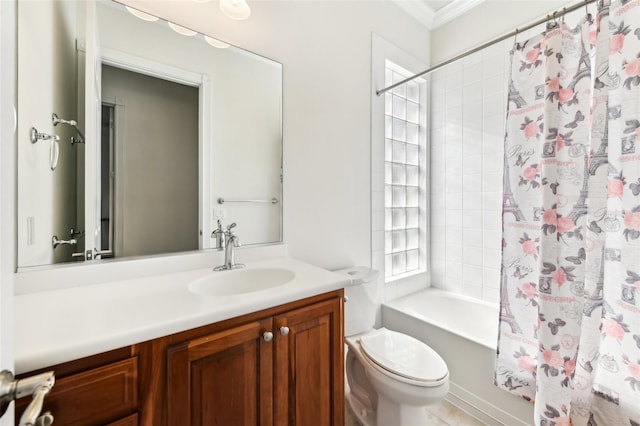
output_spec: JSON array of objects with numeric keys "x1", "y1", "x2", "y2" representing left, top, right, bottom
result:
[
  {"x1": 101, "y1": 65, "x2": 199, "y2": 258},
  {"x1": 17, "y1": 0, "x2": 283, "y2": 268},
  {"x1": 17, "y1": 0, "x2": 87, "y2": 267}
]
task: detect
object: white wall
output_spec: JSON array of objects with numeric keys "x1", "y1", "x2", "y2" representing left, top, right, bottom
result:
[
  {"x1": 117, "y1": 0, "x2": 431, "y2": 270},
  {"x1": 209, "y1": 51, "x2": 282, "y2": 246},
  {"x1": 17, "y1": 0, "x2": 82, "y2": 267}
]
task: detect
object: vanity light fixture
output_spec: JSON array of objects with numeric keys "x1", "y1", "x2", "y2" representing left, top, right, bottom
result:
[
  {"x1": 204, "y1": 36, "x2": 230, "y2": 49},
  {"x1": 125, "y1": 6, "x2": 159, "y2": 22},
  {"x1": 168, "y1": 22, "x2": 198, "y2": 36},
  {"x1": 219, "y1": 0, "x2": 251, "y2": 20}
]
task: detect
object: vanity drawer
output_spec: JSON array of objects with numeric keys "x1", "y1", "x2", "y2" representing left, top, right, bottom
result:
[
  {"x1": 16, "y1": 357, "x2": 138, "y2": 426},
  {"x1": 107, "y1": 413, "x2": 139, "y2": 426}
]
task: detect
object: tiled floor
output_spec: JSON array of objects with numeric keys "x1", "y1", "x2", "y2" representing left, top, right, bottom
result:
[{"x1": 345, "y1": 399, "x2": 488, "y2": 426}]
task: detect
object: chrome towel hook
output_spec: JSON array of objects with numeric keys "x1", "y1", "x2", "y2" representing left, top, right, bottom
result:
[
  {"x1": 51, "y1": 112, "x2": 76, "y2": 127},
  {"x1": 52, "y1": 235, "x2": 77, "y2": 249},
  {"x1": 52, "y1": 113, "x2": 85, "y2": 144},
  {"x1": 30, "y1": 127, "x2": 60, "y2": 171}
]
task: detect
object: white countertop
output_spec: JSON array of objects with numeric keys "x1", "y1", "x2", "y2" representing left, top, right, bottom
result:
[{"x1": 14, "y1": 257, "x2": 349, "y2": 374}]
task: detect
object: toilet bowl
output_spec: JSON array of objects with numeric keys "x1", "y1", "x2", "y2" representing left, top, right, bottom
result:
[
  {"x1": 336, "y1": 267, "x2": 450, "y2": 426},
  {"x1": 345, "y1": 328, "x2": 449, "y2": 426}
]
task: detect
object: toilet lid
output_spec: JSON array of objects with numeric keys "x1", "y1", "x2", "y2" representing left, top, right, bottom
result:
[{"x1": 359, "y1": 328, "x2": 448, "y2": 385}]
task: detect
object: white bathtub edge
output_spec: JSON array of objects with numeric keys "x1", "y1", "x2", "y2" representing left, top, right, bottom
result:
[
  {"x1": 447, "y1": 382, "x2": 532, "y2": 426},
  {"x1": 383, "y1": 288, "x2": 500, "y2": 350}
]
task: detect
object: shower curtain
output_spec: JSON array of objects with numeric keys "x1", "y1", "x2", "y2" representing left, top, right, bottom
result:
[{"x1": 496, "y1": 1, "x2": 640, "y2": 425}]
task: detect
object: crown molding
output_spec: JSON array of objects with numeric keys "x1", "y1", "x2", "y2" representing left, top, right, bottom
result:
[
  {"x1": 391, "y1": 0, "x2": 485, "y2": 30},
  {"x1": 391, "y1": 0, "x2": 436, "y2": 29},
  {"x1": 432, "y1": 0, "x2": 486, "y2": 28}
]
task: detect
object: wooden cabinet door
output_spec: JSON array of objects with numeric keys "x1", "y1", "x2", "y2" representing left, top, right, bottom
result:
[
  {"x1": 15, "y1": 357, "x2": 138, "y2": 426},
  {"x1": 107, "y1": 413, "x2": 138, "y2": 426},
  {"x1": 274, "y1": 297, "x2": 344, "y2": 426},
  {"x1": 167, "y1": 318, "x2": 273, "y2": 426}
]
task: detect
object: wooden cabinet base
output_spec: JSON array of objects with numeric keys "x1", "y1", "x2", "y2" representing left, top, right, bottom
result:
[
  {"x1": 16, "y1": 355, "x2": 138, "y2": 426},
  {"x1": 16, "y1": 290, "x2": 344, "y2": 426}
]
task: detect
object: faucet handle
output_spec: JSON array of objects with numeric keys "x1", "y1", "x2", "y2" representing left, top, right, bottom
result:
[
  {"x1": 226, "y1": 222, "x2": 237, "y2": 232},
  {"x1": 211, "y1": 220, "x2": 224, "y2": 236}
]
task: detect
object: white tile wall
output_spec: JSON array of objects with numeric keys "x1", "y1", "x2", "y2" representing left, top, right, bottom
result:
[{"x1": 429, "y1": 41, "x2": 510, "y2": 304}]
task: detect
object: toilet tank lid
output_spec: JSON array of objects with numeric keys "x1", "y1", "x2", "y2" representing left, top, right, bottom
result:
[{"x1": 333, "y1": 266, "x2": 379, "y2": 286}]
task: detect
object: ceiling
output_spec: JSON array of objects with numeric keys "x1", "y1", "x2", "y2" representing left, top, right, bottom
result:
[
  {"x1": 392, "y1": 0, "x2": 486, "y2": 29},
  {"x1": 422, "y1": 1, "x2": 454, "y2": 12}
]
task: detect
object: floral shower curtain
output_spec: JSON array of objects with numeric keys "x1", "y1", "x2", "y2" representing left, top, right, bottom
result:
[{"x1": 496, "y1": 1, "x2": 640, "y2": 425}]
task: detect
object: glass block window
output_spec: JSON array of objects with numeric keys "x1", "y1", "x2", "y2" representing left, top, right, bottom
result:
[{"x1": 384, "y1": 61, "x2": 426, "y2": 279}]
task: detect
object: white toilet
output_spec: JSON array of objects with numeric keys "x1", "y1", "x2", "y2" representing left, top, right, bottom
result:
[{"x1": 338, "y1": 267, "x2": 449, "y2": 426}]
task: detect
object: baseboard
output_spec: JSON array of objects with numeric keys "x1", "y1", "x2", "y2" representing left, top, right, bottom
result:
[{"x1": 445, "y1": 382, "x2": 532, "y2": 426}]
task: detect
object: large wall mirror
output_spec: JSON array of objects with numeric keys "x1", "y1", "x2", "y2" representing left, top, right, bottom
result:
[{"x1": 17, "y1": 0, "x2": 283, "y2": 268}]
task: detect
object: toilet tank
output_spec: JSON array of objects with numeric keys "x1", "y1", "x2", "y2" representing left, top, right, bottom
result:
[{"x1": 335, "y1": 267, "x2": 380, "y2": 337}]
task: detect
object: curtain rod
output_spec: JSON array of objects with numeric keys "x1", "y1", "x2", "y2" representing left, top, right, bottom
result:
[{"x1": 376, "y1": 0, "x2": 601, "y2": 96}]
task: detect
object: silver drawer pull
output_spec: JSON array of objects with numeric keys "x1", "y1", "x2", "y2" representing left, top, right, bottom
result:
[
  {"x1": 263, "y1": 331, "x2": 274, "y2": 342},
  {"x1": 280, "y1": 326, "x2": 290, "y2": 336},
  {"x1": 0, "y1": 370, "x2": 55, "y2": 426},
  {"x1": 35, "y1": 412, "x2": 54, "y2": 426}
]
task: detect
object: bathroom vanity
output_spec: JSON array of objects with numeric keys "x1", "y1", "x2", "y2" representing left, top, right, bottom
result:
[
  {"x1": 10, "y1": 0, "x2": 345, "y2": 423},
  {"x1": 14, "y1": 256, "x2": 347, "y2": 425}
]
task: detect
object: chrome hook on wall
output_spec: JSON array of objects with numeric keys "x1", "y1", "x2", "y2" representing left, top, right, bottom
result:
[
  {"x1": 52, "y1": 235, "x2": 77, "y2": 249},
  {"x1": 30, "y1": 127, "x2": 60, "y2": 171},
  {"x1": 52, "y1": 113, "x2": 85, "y2": 144}
]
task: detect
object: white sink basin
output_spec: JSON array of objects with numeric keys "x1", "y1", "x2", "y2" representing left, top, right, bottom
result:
[{"x1": 188, "y1": 267, "x2": 296, "y2": 296}]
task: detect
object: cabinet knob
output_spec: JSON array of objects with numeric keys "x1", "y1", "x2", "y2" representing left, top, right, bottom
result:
[
  {"x1": 280, "y1": 326, "x2": 290, "y2": 336},
  {"x1": 263, "y1": 331, "x2": 274, "y2": 342}
]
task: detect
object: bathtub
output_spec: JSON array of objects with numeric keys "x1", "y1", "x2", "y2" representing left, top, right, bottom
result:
[{"x1": 382, "y1": 288, "x2": 534, "y2": 426}]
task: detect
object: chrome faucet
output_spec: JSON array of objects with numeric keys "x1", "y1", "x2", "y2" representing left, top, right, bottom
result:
[
  {"x1": 211, "y1": 220, "x2": 226, "y2": 250},
  {"x1": 214, "y1": 223, "x2": 245, "y2": 271},
  {"x1": 0, "y1": 370, "x2": 55, "y2": 426}
]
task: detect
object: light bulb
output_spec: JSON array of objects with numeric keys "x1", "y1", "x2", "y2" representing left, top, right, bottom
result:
[
  {"x1": 168, "y1": 22, "x2": 198, "y2": 36},
  {"x1": 125, "y1": 6, "x2": 159, "y2": 22},
  {"x1": 204, "y1": 36, "x2": 230, "y2": 49},
  {"x1": 219, "y1": 0, "x2": 251, "y2": 20}
]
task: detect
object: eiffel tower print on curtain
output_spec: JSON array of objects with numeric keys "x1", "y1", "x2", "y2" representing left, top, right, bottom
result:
[
  {"x1": 500, "y1": 268, "x2": 523, "y2": 334},
  {"x1": 589, "y1": 117, "x2": 609, "y2": 176},
  {"x1": 568, "y1": 154, "x2": 590, "y2": 222},
  {"x1": 583, "y1": 249, "x2": 613, "y2": 317},
  {"x1": 503, "y1": 155, "x2": 526, "y2": 221}
]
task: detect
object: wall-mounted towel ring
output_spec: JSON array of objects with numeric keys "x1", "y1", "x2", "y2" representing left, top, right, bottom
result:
[{"x1": 30, "y1": 127, "x2": 60, "y2": 171}]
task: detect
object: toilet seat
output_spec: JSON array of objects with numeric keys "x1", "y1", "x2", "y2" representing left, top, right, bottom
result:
[{"x1": 358, "y1": 328, "x2": 448, "y2": 387}]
